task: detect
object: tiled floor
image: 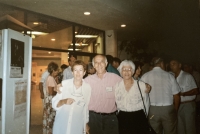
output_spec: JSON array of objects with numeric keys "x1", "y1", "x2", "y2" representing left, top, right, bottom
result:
[
  {"x1": 30, "y1": 85, "x2": 43, "y2": 134},
  {"x1": 29, "y1": 85, "x2": 200, "y2": 134}
]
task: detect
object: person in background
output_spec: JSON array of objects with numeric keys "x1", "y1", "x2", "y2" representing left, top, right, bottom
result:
[
  {"x1": 87, "y1": 62, "x2": 96, "y2": 75},
  {"x1": 170, "y1": 59, "x2": 199, "y2": 134},
  {"x1": 57, "y1": 64, "x2": 68, "y2": 83},
  {"x1": 84, "y1": 54, "x2": 122, "y2": 134},
  {"x1": 141, "y1": 57, "x2": 180, "y2": 134},
  {"x1": 62, "y1": 56, "x2": 76, "y2": 80},
  {"x1": 115, "y1": 60, "x2": 150, "y2": 134},
  {"x1": 84, "y1": 62, "x2": 96, "y2": 78},
  {"x1": 112, "y1": 57, "x2": 121, "y2": 69},
  {"x1": 133, "y1": 61, "x2": 144, "y2": 80},
  {"x1": 106, "y1": 55, "x2": 120, "y2": 76},
  {"x1": 39, "y1": 69, "x2": 49, "y2": 101},
  {"x1": 43, "y1": 62, "x2": 59, "y2": 134},
  {"x1": 52, "y1": 60, "x2": 91, "y2": 134}
]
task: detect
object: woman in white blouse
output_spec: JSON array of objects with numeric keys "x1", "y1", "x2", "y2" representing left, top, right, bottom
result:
[
  {"x1": 52, "y1": 60, "x2": 91, "y2": 134},
  {"x1": 115, "y1": 60, "x2": 150, "y2": 134}
]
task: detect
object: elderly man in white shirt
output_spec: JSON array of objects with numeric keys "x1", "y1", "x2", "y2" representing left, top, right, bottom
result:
[
  {"x1": 62, "y1": 56, "x2": 76, "y2": 80},
  {"x1": 39, "y1": 69, "x2": 49, "y2": 104},
  {"x1": 170, "y1": 59, "x2": 199, "y2": 134},
  {"x1": 141, "y1": 57, "x2": 180, "y2": 134}
]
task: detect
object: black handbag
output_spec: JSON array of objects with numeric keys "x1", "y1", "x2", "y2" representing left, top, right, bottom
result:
[{"x1": 137, "y1": 80, "x2": 156, "y2": 134}]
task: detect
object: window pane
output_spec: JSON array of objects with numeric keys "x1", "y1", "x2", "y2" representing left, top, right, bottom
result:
[
  {"x1": 27, "y1": 12, "x2": 72, "y2": 50},
  {"x1": 71, "y1": 26, "x2": 104, "y2": 53}
]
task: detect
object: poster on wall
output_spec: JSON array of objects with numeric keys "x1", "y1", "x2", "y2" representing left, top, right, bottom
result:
[
  {"x1": 0, "y1": 30, "x2": 2, "y2": 58},
  {"x1": 10, "y1": 39, "x2": 24, "y2": 78},
  {"x1": 14, "y1": 79, "x2": 27, "y2": 119}
]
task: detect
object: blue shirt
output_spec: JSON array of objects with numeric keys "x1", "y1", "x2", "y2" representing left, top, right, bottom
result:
[{"x1": 107, "y1": 64, "x2": 120, "y2": 76}]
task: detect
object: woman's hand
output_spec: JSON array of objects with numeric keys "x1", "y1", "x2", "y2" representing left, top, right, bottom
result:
[
  {"x1": 56, "y1": 84, "x2": 62, "y2": 93},
  {"x1": 57, "y1": 98, "x2": 75, "y2": 107},
  {"x1": 65, "y1": 98, "x2": 75, "y2": 105},
  {"x1": 85, "y1": 123, "x2": 90, "y2": 134},
  {"x1": 145, "y1": 83, "x2": 151, "y2": 93}
]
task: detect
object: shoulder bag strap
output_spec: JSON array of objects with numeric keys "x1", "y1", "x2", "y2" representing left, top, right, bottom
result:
[{"x1": 137, "y1": 80, "x2": 147, "y2": 116}]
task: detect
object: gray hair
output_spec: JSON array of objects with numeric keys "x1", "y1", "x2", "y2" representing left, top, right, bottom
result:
[
  {"x1": 117, "y1": 60, "x2": 135, "y2": 75},
  {"x1": 92, "y1": 55, "x2": 108, "y2": 66}
]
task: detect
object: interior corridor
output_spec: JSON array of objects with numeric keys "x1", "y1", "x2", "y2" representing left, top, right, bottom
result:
[{"x1": 30, "y1": 85, "x2": 43, "y2": 134}]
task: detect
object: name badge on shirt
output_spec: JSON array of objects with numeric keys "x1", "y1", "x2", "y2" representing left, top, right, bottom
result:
[
  {"x1": 106, "y1": 87, "x2": 113, "y2": 92},
  {"x1": 77, "y1": 100, "x2": 85, "y2": 107}
]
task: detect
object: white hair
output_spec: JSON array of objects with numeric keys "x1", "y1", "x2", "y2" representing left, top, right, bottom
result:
[
  {"x1": 117, "y1": 60, "x2": 135, "y2": 75},
  {"x1": 92, "y1": 55, "x2": 108, "y2": 66}
]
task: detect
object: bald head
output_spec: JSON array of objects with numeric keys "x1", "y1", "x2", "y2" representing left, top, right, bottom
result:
[
  {"x1": 92, "y1": 55, "x2": 108, "y2": 75},
  {"x1": 92, "y1": 55, "x2": 107, "y2": 66}
]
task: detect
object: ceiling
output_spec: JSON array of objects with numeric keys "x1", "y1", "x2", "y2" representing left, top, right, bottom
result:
[
  {"x1": 0, "y1": 0, "x2": 170, "y2": 41},
  {"x1": 0, "y1": 0, "x2": 198, "y2": 41},
  {"x1": 0, "y1": 0, "x2": 200, "y2": 64}
]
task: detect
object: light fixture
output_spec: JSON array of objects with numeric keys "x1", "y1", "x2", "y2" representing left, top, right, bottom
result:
[
  {"x1": 33, "y1": 22, "x2": 39, "y2": 25},
  {"x1": 75, "y1": 31, "x2": 78, "y2": 34},
  {"x1": 121, "y1": 24, "x2": 126, "y2": 27},
  {"x1": 75, "y1": 35, "x2": 98, "y2": 38},
  {"x1": 84, "y1": 12, "x2": 90, "y2": 15},
  {"x1": 22, "y1": 31, "x2": 48, "y2": 35},
  {"x1": 31, "y1": 35, "x2": 35, "y2": 38},
  {"x1": 68, "y1": 48, "x2": 81, "y2": 51},
  {"x1": 48, "y1": 52, "x2": 51, "y2": 54},
  {"x1": 51, "y1": 38, "x2": 55, "y2": 41},
  {"x1": 70, "y1": 43, "x2": 88, "y2": 46}
]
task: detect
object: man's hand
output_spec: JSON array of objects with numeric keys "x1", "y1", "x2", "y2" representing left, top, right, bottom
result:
[
  {"x1": 145, "y1": 83, "x2": 151, "y2": 93},
  {"x1": 86, "y1": 123, "x2": 90, "y2": 134},
  {"x1": 39, "y1": 82, "x2": 44, "y2": 99},
  {"x1": 40, "y1": 93, "x2": 44, "y2": 99}
]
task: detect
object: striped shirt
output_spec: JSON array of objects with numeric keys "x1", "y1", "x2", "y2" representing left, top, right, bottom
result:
[{"x1": 84, "y1": 72, "x2": 122, "y2": 113}]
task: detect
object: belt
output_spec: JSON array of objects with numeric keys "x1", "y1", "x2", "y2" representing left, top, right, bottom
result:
[
  {"x1": 90, "y1": 110, "x2": 117, "y2": 116},
  {"x1": 181, "y1": 100, "x2": 194, "y2": 104},
  {"x1": 150, "y1": 104, "x2": 172, "y2": 106}
]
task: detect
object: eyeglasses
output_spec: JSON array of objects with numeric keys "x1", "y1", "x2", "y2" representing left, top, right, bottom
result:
[{"x1": 122, "y1": 68, "x2": 132, "y2": 71}]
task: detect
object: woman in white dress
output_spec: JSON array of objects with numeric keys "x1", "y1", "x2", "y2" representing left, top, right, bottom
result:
[
  {"x1": 115, "y1": 60, "x2": 151, "y2": 134},
  {"x1": 52, "y1": 60, "x2": 91, "y2": 134}
]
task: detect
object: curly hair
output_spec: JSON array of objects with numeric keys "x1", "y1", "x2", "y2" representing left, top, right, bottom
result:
[
  {"x1": 71, "y1": 60, "x2": 86, "y2": 71},
  {"x1": 48, "y1": 62, "x2": 58, "y2": 74}
]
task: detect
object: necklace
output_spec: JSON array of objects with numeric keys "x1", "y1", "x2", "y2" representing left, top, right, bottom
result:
[{"x1": 71, "y1": 81, "x2": 83, "y2": 97}]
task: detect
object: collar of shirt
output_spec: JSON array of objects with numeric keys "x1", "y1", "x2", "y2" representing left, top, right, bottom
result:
[
  {"x1": 153, "y1": 67, "x2": 162, "y2": 70},
  {"x1": 94, "y1": 71, "x2": 108, "y2": 79},
  {"x1": 177, "y1": 70, "x2": 183, "y2": 79}
]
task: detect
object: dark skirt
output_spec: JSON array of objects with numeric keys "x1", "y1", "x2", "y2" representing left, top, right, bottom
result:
[{"x1": 117, "y1": 109, "x2": 149, "y2": 134}]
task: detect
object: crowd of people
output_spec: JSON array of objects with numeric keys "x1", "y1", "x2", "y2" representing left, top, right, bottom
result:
[{"x1": 39, "y1": 54, "x2": 200, "y2": 134}]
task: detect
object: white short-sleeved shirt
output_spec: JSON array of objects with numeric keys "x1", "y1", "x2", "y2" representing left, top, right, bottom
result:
[
  {"x1": 141, "y1": 67, "x2": 180, "y2": 106},
  {"x1": 115, "y1": 79, "x2": 150, "y2": 115},
  {"x1": 62, "y1": 66, "x2": 73, "y2": 80},
  {"x1": 176, "y1": 70, "x2": 197, "y2": 102},
  {"x1": 40, "y1": 70, "x2": 49, "y2": 96},
  {"x1": 52, "y1": 78, "x2": 91, "y2": 134}
]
